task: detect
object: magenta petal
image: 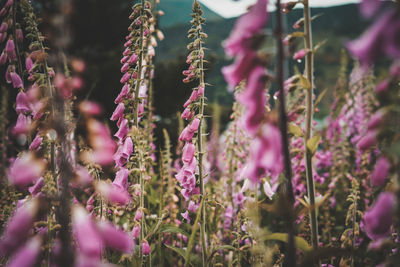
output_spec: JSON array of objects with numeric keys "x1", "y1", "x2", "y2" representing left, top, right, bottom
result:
[
  {"x1": 97, "y1": 221, "x2": 133, "y2": 253},
  {"x1": 371, "y1": 157, "x2": 390, "y2": 187},
  {"x1": 6, "y1": 236, "x2": 42, "y2": 267},
  {"x1": 16, "y1": 91, "x2": 31, "y2": 114}
]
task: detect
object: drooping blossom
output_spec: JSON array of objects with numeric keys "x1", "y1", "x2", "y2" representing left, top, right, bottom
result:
[
  {"x1": 13, "y1": 114, "x2": 31, "y2": 135},
  {"x1": 142, "y1": 241, "x2": 151, "y2": 255},
  {"x1": 7, "y1": 153, "x2": 45, "y2": 187},
  {"x1": 245, "y1": 123, "x2": 283, "y2": 183},
  {"x1": 370, "y1": 156, "x2": 390, "y2": 187},
  {"x1": 97, "y1": 221, "x2": 133, "y2": 253},
  {"x1": 28, "y1": 177, "x2": 45, "y2": 196},
  {"x1": 72, "y1": 205, "x2": 103, "y2": 258},
  {"x1": 347, "y1": 9, "x2": 400, "y2": 66},
  {"x1": 15, "y1": 92, "x2": 31, "y2": 114},
  {"x1": 364, "y1": 192, "x2": 395, "y2": 240},
  {"x1": 96, "y1": 181, "x2": 130, "y2": 206},
  {"x1": 222, "y1": 0, "x2": 268, "y2": 57},
  {"x1": 0, "y1": 198, "x2": 39, "y2": 256},
  {"x1": 6, "y1": 236, "x2": 42, "y2": 267}
]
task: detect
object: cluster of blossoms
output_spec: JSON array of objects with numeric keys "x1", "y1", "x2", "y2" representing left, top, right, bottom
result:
[
  {"x1": 175, "y1": 1, "x2": 206, "y2": 215},
  {"x1": 222, "y1": 0, "x2": 283, "y2": 187}
]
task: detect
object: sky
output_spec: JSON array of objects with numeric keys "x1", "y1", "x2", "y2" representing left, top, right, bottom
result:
[{"x1": 198, "y1": 0, "x2": 361, "y2": 18}]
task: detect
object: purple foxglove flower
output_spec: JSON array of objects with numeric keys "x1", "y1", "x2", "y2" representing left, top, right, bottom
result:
[
  {"x1": 179, "y1": 127, "x2": 195, "y2": 142},
  {"x1": 364, "y1": 192, "x2": 395, "y2": 240},
  {"x1": 16, "y1": 91, "x2": 31, "y2": 114},
  {"x1": 222, "y1": 51, "x2": 259, "y2": 89},
  {"x1": 7, "y1": 153, "x2": 45, "y2": 187},
  {"x1": 5, "y1": 39, "x2": 16, "y2": 60},
  {"x1": 0, "y1": 198, "x2": 39, "y2": 256},
  {"x1": 73, "y1": 165, "x2": 93, "y2": 187},
  {"x1": 181, "y1": 211, "x2": 191, "y2": 224},
  {"x1": 121, "y1": 63, "x2": 130, "y2": 73},
  {"x1": 10, "y1": 72, "x2": 23, "y2": 88},
  {"x1": 13, "y1": 114, "x2": 31, "y2": 134},
  {"x1": 188, "y1": 118, "x2": 200, "y2": 132},
  {"x1": 368, "y1": 110, "x2": 385, "y2": 130},
  {"x1": 16, "y1": 28, "x2": 23, "y2": 43},
  {"x1": 128, "y1": 54, "x2": 138, "y2": 64},
  {"x1": 110, "y1": 102, "x2": 125, "y2": 121},
  {"x1": 0, "y1": 52, "x2": 6, "y2": 65},
  {"x1": 114, "y1": 118, "x2": 129, "y2": 141},
  {"x1": 6, "y1": 236, "x2": 42, "y2": 267},
  {"x1": 222, "y1": 0, "x2": 268, "y2": 56},
  {"x1": 181, "y1": 108, "x2": 194, "y2": 120},
  {"x1": 134, "y1": 209, "x2": 143, "y2": 221},
  {"x1": 72, "y1": 205, "x2": 103, "y2": 257},
  {"x1": 347, "y1": 9, "x2": 400, "y2": 66},
  {"x1": 357, "y1": 130, "x2": 377, "y2": 151},
  {"x1": 5, "y1": 0, "x2": 13, "y2": 8},
  {"x1": 114, "y1": 137, "x2": 133, "y2": 167},
  {"x1": 197, "y1": 86, "x2": 204, "y2": 96},
  {"x1": 293, "y1": 49, "x2": 307, "y2": 61},
  {"x1": 115, "y1": 83, "x2": 130, "y2": 103},
  {"x1": 96, "y1": 181, "x2": 130, "y2": 205},
  {"x1": 78, "y1": 100, "x2": 103, "y2": 116},
  {"x1": 97, "y1": 221, "x2": 133, "y2": 253},
  {"x1": 238, "y1": 66, "x2": 267, "y2": 135},
  {"x1": 189, "y1": 90, "x2": 198, "y2": 102},
  {"x1": 142, "y1": 241, "x2": 151, "y2": 255},
  {"x1": 245, "y1": 123, "x2": 283, "y2": 183},
  {"x1": 0, "y1": 8, "x2": 5, "y2": 17},
  {"x1": 120, "y1": 72, "x2": 131, "y2": 83},
  {"x1": 25, "y1": 56, "x2": 33, "y2": 72},
  {"x1": 188, "y1": 200, "x2": 199, "y2": 213},
  {"x1": 360, "y1": 0, "x2": 382, "y2": 18},
  {"x1": 132, "y1": 225, "x2": 140, "y2": 238},
  {"x1": 371, "y1": 156, "x2": 390, "y2": 187},
  {"x1": 28, "y1": 177, "x2": 45, "y2": 196},
  {"x1": 0, "y1": 22, "x2": 7, "y2": 32},
  {"x1": 233, "y1": 191, "x2": 245, "y2": 207},
  {"x1": 182, "y1": 142, "x2": 195, "y2": 164},
  {"x1": 113, "y1": 167, "x2": 129, "y2": 190}
]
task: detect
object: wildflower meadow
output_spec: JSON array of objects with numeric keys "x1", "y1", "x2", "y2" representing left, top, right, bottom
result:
[{"x1": 0, "y1": 0, "x2": 399, "y2": 266}]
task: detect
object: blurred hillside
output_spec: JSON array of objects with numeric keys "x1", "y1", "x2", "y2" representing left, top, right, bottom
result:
[{"x1": 31, "y1": 1, "x2": 369, "y2": 138}]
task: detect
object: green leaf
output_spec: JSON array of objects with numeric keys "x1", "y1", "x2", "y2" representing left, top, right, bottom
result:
[
  {"x1": 164, "y1": 244, "x2": 187, "y2": 260},
  {"x1": 315, "y1": 88, "x2": 327, "y2": 107},
  {"x1": 288, "y1": 123, "x2": 304, "y2": 137},
  {"x1": 161, "y1": 225, "x2": 189, "y2": 237},
  {"x1": 263, "y1": 233, "x2": 311, "y2": 252},
  {"x1": 306, "y1": 134, "x2": 321, "y2": 155}
]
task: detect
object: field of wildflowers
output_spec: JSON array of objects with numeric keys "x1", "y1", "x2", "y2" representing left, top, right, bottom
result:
[{"x1": 0, "y1": 0, "x2": 400, "y2": 266}]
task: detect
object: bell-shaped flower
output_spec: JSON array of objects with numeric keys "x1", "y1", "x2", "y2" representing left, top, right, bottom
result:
[
  {"x1": 97, "y1": 221, "x2": 133, "y2": 253},
  {"x1": 6, "y1": 236, "x2": 42, "y2": 267},
  {"x1": 72, "y1": 205, "x2": 103, "y2": 258},
  {"x1": 222, "y1": 0, "x2": 268, "y2": 56},
  {"x1": 28, "y1": 177, "x2": 45, "y2": 196},
  {"x1": 96, "y1": 181, "x2": 130, "y2": 206},
  {"x1": 0, "y1": 198, "x2": 39, "y2": 256},
  {"x1": 182, "y1": 142, "x2": 195, "y2": 164},
  {"x1": 113, "y1": 167, "x2": 129, "y2": 190},
  {"x1": 222, "y1": 51, "x2": 259, "y2": 89},
  {"x1": 10, "y1": 72, "x2": 23, "y2": 89},
  {"x1": 141, "y1": 241, "x2": 151, "y2": 255},
  {"x1": 364, "y1": 192, "x2": 395, "y2": 240},
  {"x1": 7, "y1": 153, "x2": 45, "y2": 187},
  {"x1": 114, "y1": 118, "x2": 129, "y2": 141},
  {"x1": 110, "y1": 102, "x2": 125, "y2": 121},
  {"x1": 371, "y1": 156, "x2": 390, "y2": 187},
  {"x1": 16, "y1": 91, "x2": 31, "y2": 114}
]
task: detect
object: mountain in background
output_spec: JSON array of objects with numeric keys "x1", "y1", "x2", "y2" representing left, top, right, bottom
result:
[{"x1": 158, "y1": 0, "x2": 223, "y2": 27}]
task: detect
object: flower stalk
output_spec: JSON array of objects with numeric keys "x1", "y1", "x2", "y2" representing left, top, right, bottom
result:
[
  {"x1": 302, "y1": 0, "x2": 319, "y2": 251},
  {"x1": 276, "y1": 0, "x2": 296, "y2": 265}
]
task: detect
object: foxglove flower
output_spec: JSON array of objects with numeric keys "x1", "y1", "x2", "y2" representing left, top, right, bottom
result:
[
  {"x1": 141, "y1": 241, "x2": 151, "y2": 255},
  {"x1": 72, "y1": 205, "x2": 102, "y2": 258},
  {"x1": 97, "y1": 221, "x2": 133, "y2": 253},
  {"x1": 10, "y1": 72, "x2": 23, "y2": 89},
  {"x1": 182, "y1": 142, "x2": 195, "y2": 164},
  {"x1": 7, "y1": 153, "x2": 45, "y2": 187},
  {"x1": 28, "y1": 177, "x2": 45, "y2": 196},
  {"x1": 96, "y1": 181, "x2": 130, "y2": 206},
  {"x1": 371, "y1": 157, "x2": 390, "y2": 187},
  {"x1": 16, "y1": 91, "x2": 31, "y2": 114},
  {"x1": 113, "y1": 167, "x2": 129, "y2": 190},
  {"x1": 0, "y1": 198, "x2": 39, "y2": 256},
  {"x1": 13, "y1": 114, "x2": 31, "y2": 135},
  {"x1": 222, "y1": 51, "x2": 259, "y2": 89},
  {"x1": 6, "y1": 236, "x2": 42, "y2": 267},
  {"x1": 364, "y1": 192, "x2": 395, "y2": 240},
  {"x1": 222, "y1": 0, "x2": 268, "y2": 56}
]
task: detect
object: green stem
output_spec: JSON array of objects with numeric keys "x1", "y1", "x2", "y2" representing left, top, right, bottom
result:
[{"x1": 303, "y1": 0, "x2": 319, "y2": 252}]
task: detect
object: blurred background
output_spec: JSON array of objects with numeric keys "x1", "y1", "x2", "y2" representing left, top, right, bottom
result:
[{"x1": 31, "y1": 0, "x2": 369, "y2": 143}]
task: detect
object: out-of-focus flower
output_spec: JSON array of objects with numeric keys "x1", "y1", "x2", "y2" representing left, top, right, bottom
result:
[
  {"x1": 97, "y1": 221, "x2": 133, "y2": 253},
  {"x1": 0, "y1": 198, "x2": 39, "y2": 256},
  {"x1": 6, "y1": 236, "x2": 42, "y2": 267},
  {"x1": 142, "y1": 241, "x2": 151, "y2": 255},
  {"x1": 364, "y1": 192, "x2": 395, "y2": 240},
  {"x1": 7, "y1": 153, "x2": 45, "y2": 187},
  {"x1": 371, "y1": 157, "x2": 390, "y2": 187},
  {"x1": 96, "y1": 181, "x2": 130, "y2": 206},
  {"x1": 222, "y1": 0, "x2": 268, "y2": 56},
  {"x1": 293, "y1": 49, "x2": 307, "y2": 61}
]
